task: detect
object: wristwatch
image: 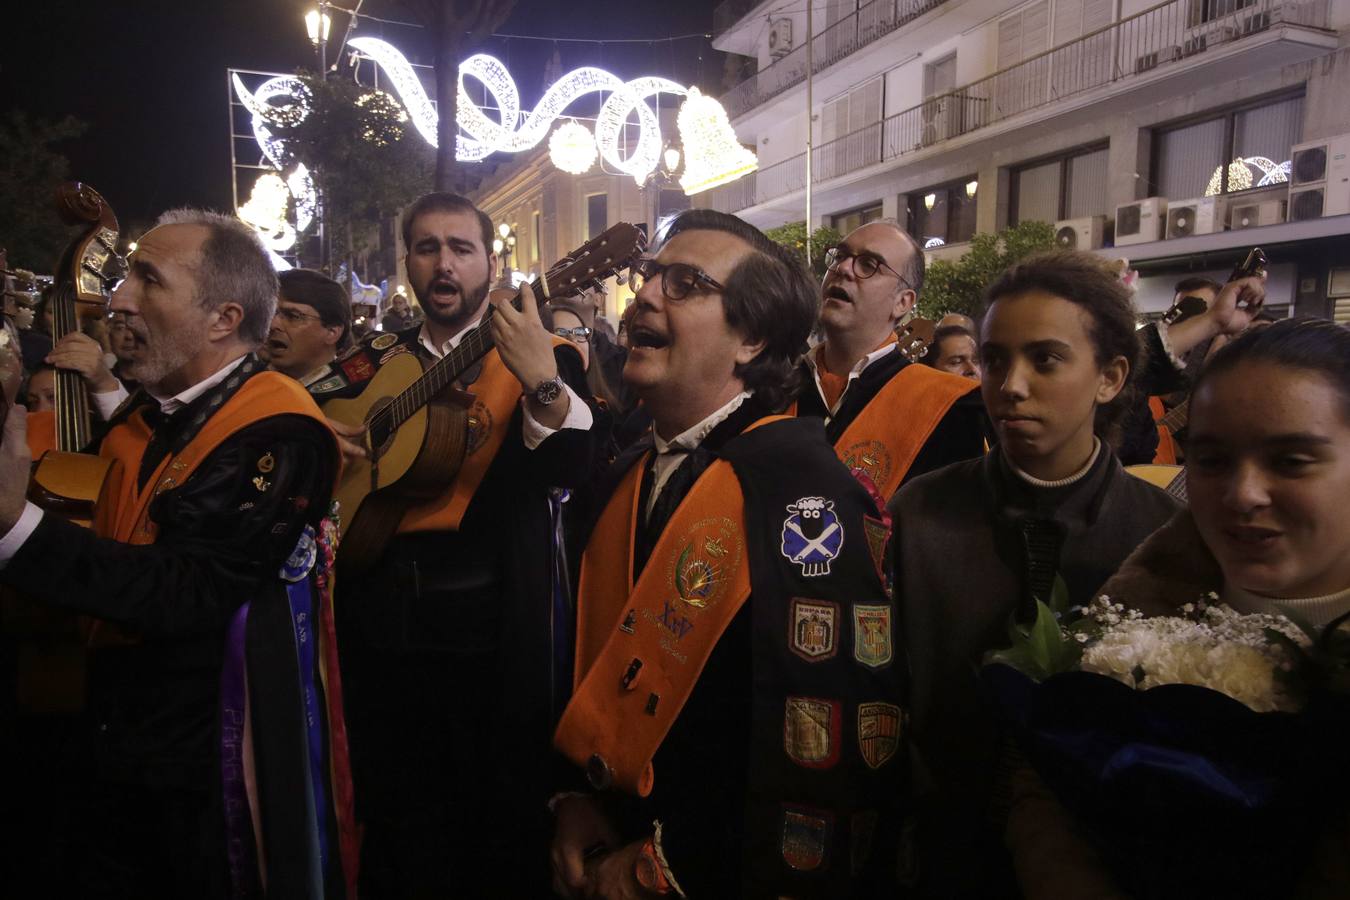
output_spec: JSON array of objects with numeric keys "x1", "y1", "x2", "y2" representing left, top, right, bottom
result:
[
  {"x1": 634, "y1": 837, "x2": 673, "y2": 895},
  {"x1": 532, "y1": 374, "x2": 564, "y2": 406}
]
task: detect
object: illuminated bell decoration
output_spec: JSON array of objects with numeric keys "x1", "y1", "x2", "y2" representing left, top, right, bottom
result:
[
  {"x1": 237, "y1": 172, "x2": 295, "y2": 252},
  {"x1": 677, "y1": 88, "x2": 757, "y2": 196},
  {"x1": 548, "y1": 120, "x2": 598, "y2": 175}
]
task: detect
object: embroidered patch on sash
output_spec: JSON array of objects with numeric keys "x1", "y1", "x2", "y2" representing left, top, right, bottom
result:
[
  {"x1": 862, "y1": 515, "x2": 889, "y2": 583},
  {"x1": 643, "y1": 516, "x2": 743, "y2": 664},
  {"x1": 857, "y1": 701, "x2": 902, "y2": 769},
  {"x1": 370, "y1": 333, "x2": 398, "y2": 350},
  {"x1": 850, "y1": 810, "x2": 878, "y2": 875},
  {"x1": 789, "y1": 598, "x2": 839, "y2": 662},
  {"x1": 781, "y1": 497, "x2": 844, "y2": 577},
  {"x1": 379, "y1": 345, "x2": 410, "y2": 366},
  {"x1": 852, "y1": 604, "x2": 894, "y2": 669},
  {"x1": 340, "y1": 354, "x2": 375, "y2": 383},
  {"x1": 465, "y1": 400, "x2": 493, "y2": 455},
  {"x1": 309, "y1": 374, "x2": 347, "y2": 395},
  {"x1": 841, "y1": 439, "x2": 893, "y2": 492},
  {"x1": 781, "y1": 805, "x2": 832, "y2": 872},
  {"x1": 784, "y1": 697, "x2": 841, "y2": 769}
]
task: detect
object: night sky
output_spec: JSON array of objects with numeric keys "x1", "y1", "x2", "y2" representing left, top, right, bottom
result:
[{"x1": 2, "y1": 0, "x2": 722, "y2": 229}]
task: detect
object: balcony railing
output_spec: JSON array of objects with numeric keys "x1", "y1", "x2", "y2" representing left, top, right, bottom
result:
[
  {"x1": 708, "y1": 0, "x2": 1329, "y2": 214},
  {"x1": 720, "y1": 0, "x2": 952, "y2": 120}
]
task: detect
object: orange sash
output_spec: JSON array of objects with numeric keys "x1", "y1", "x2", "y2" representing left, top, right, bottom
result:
[
  {"x1": 816, "y1": 364, "x2": 977, "y2": 497},
  {"x1": 1149, "y1": 396, "x2": 1178, "y2": 465},
  {"x1": 555, "y1": 416, "x2": 787, "y2": 796}
]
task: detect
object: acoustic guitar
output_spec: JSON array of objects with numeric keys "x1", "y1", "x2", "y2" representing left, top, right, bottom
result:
[
  {"x1": 324, "y1": 222, "x2": 645, "y2": 572},
  {"x1": 896, "y1": 316, "x2": 937, "y2": 363}
]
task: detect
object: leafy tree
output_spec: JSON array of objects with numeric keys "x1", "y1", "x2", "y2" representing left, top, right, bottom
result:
[
  {"x1": 0, "y1": 112, "x2": 86, "y2": 270},
  {"x1": 272, "y1": 73, "x2": 435, "y2": 270},
  {"x1": 393, "y1": 0, "x2": 518, "y2": 192},
  {"x1": 763, "y1": 221, "x2": 844, "y2": 281},
  {"x1": 916, "y1": 220, "x2": 1056, "y2": 320}
]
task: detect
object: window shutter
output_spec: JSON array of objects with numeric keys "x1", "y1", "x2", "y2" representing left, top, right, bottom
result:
[
  {"x1": 1054, "y1": 0, "x2": 1084, "y2": 44},
  {"x1": 997, "y1": 13, "x2": 1023, "y2": 70}
]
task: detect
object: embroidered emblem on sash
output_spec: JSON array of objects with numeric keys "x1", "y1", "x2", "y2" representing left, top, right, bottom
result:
[
  {"x1": 309, "y1": 374, "x2": 346, "y2": 395},
  {"x1": 642, "y1": 516, "x2": 744, "y2": 664},
  {"x1": 857, "y1": 701, "x2": 902, "y2": 769},
  {"x1": 256, "y1": 452, "x2": 275, "y2": 473},
  {"x1": 789, "y1": 598, "x2": 839, "y2": 662},
  {"x1": 852, "y1": 604, "x2": 893, "y2": 668},
  {"x1": 850, "y1": 810, "x2": 878, "y2": 875},
  {"x1": 781, "y1": 805, "x2": 832, "y2": 871},
  {"x1": 841, "y1": 439, "x2": 893, "y2": 492},
  {"x1": 379, "y1": 345, "x2": 409, "y2": 366},
  {"x1": 340, "y1": 353, "x2": 375, "y2": 383},
  {"x1": 781, "y1": 497, "x2": 844, "y2": 577},
  {"x1": 783, "y1": 697, "x2": 841, "y2": 769},
  {"x1": 862, "y1": 515, "x2": 889, "y2": 582},
  {"x1": 465, "y1": 400, "x2": 493, "y2": 455},
  {"x1": 370, "y1": 333, "x2": 398, "y2": 350}
]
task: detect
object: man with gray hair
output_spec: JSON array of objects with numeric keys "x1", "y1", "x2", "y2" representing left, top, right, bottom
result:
[
  {"x1": 0, "y1": 209, "x2": 350, "y2": 897},
  {"x1": 795, "y1": 220, "x2": 986, "y2": 499}
]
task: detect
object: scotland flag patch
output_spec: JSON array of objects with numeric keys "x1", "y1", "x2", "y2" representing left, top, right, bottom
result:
[{"x1": 781, "y1": 497, "x2": 844, "y2": 577}]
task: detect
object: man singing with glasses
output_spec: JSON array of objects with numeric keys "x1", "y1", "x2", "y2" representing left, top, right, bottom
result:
[
  {"x1": 550, "y1": 210, "x2": 906, "y2": 899},
  {"x1": 794, "y1": 221, "x2": 987, "y2": 500},
  {"x1": 264, "y1": 268, "x2": 353, "y2": 390}
]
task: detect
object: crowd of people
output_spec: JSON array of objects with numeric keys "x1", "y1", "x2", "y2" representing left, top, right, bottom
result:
[{"x1": 0, "y1": 192, "x2": 1346, "y2": 899}]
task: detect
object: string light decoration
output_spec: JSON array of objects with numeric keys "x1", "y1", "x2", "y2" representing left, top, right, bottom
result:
[
  {"x1": 237, "y1": 173, "x2": 296, "y2": 251},
  {"x1": 355, "y1": 89, "x2": 409, "y2": 146},
  {"x1": 676, "y1": 87, "x2": 758, "y2": 195},
  {"x1": 549, "y1": 120, "x2": 597, "y2": 174},
  {"x1": 1204, "y1": 156, "x2": 1291, "y2": 196}
]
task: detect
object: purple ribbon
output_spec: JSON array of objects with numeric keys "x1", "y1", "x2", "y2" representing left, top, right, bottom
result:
[{"x1": 221, "y1": 601, "x2": 260, "y2": 898}]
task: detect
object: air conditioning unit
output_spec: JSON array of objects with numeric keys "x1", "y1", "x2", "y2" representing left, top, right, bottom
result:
[
  {"x1": 1287, "y1": 133, "x2": 1350, "y2": 221},
  {"x1": 1165, "y1": 197, "x2": 1224, "y2": 239},
  {"x1": 768, "y1": 18, "x2": 794, "y2": 59},
  {"x1": 1182, "y1": 25, "x2": 1234, "y2": 57},
  {"x1": 1054, "y1": 216, "x2": 1106, "y2": 250},
  {"x1": 1115, "y1": 197, "x2": 1168, "y2": 246},
  {"x1": 1229, "y1": 199, "x2": 1284, "y2": 229},
  {"x1": 1135, "y1": 46, "x2": 1181, "y2": 74},
  {"x1": 1240, "y1": 11, "x2": 1272, "y2": 34}
]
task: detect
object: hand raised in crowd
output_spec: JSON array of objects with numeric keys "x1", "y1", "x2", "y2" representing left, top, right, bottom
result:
[
  {"x1": 550, "y1": 794, "x2": 621, "y2": 898},
  {"x1": 489, "y1": 281, "x2": 570, "y2": 428},
  {"x1": 0, "y1": 401, "x2": 31, "y2": 534},
  {"x1": 1206, "y1": 273, "x2": 1267, "y2": 336},
  {"x1": 46, "y1": 331, "x2": 120, "y2": 395},
  {"x1": 326, "y1": 417, "x2": 369, "y2": 463}
]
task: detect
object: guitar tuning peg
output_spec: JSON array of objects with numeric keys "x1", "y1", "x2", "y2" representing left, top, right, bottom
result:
[{"x1": 615, "y1": 271, "x2": 629, "y2": 286}]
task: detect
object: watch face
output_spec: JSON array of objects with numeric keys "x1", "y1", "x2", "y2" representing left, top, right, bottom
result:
[{"x1": 535, "y1": 377, "x2": 563, "y2": 405}]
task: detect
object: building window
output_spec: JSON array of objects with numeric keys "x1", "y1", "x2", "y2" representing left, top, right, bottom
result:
[
  {"x1": 1011, "y1": 145, "x2": 1110, "y2": 223},
  {"x1": 1153, "y1": 92, "x2": 1303, "y2": 199},
  {"x1": 1188, "y1": 0, "x2": 1257, "y2": 27},
  {"x1": 831, "y1": 204, "x2": 883, "y2": 234},
  {"x1": 586, "y1": 193, "x2": 608, "y2": 240},
  {"x1": 907, "y1": 177, "x2": 979, "y2": 247},
  {"x1": 531, "y1": 210, "x2": 541, "y2": 263}
]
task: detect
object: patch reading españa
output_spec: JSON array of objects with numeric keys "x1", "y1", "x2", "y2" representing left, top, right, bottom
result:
[
  {"x1": 783, "y1": 697, "x2": 841, "y2": 769},
  {"x1": 369, "y1": 332, "x2": 398, "y2": 350},
  {"x1": 852, "y1": 604, "x2": 894, "y2": 669},
  {"x1": 841, "y1": 439, "x2": 893, "y2": 492},
  {"x1": 789, "y1": 598, "x2": 839, "y2": 662},
  {"x1": 781, "y1": 805, "x2": 832, "y2": 872},
  {"x1": 781, "y1": 497, "x2": 844, "y2": 577},
  {"x1": 857, "y1": 701, "x2": 902, "y2": 769},
  {"x1": 465, "y1": 400, "x2": 493, "y2": 456}
]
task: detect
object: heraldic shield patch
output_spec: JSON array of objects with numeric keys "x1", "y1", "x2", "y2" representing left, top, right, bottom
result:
[
  {"x1": 781, "y1": 805, "x2": 832, "y2": 872},
  {"x1": 783, "y1": 697, "x2": 841, "y2": 769},
  {"x1": 781, "y1": 497, "x2": 845, "y2": 577},
  {"x1": 857, "y1": 701, "x2": 902, "y2": 769},
  {"x1": 852, "y1": 603, "x2": 893, "y2": 668},
  {"x1": 789, "y1": 598, "x2": 839, "y2": 661}
]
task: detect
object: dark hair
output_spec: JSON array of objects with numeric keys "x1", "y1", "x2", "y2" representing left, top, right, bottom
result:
[
  {"x1": 279, "y1": 268, "x2": 353, "y2": 351},
  {"x1": 1173, "y1": 276, "x2": 1223, "y2": 297},
  {"x1": 401, "y1": 192, "x2": 494, "y2": 258},
  {"x1": 1192, "y1": 318, "x2": 1350, "y2": 423},
  {"x1": 924, "y1": 324, "x2": 975, "y2": 367},
  {"x1": 659, "y1": 209, "x2": 819, "y2": 411},
  {"x1": 983, "y1": 249, "x2": 1142, "y2": 437}
]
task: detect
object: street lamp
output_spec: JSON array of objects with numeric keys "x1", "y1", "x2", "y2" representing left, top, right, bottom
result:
[
  {"x1": 305, "y1": 4, "x2": 331, "y2": 76},
  {"x1": 494, "y1": 224, "x2": 517, "y2": 284}
]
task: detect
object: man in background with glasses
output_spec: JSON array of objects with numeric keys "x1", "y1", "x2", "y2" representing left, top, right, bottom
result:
[
  {"x1": 551, "y1": 209, "x2": 906, "y2": 899},
  {"x1": 264, "y1": 268, "x2": 352, "y2": 390},
  {"x1": 795, "y1": 221, "x2": 987, "y2": 500}
]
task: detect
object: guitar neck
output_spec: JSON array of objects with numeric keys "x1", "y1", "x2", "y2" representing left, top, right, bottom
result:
[
  {"x1": 1159, "y1": 397, "x2": 1189, "y2": 433},
  {"x1": 51, "y1": 283, "x2": 91, "y2": 452},
  {"x1": 384, "y1": 307, "x2": 499, "y2": 431}
]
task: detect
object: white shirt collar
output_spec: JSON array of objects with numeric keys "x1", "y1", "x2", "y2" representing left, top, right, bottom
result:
[
  {"x1": 299, "y1": 361, "x2": 335, "y2": 387},
  {"x1": 146, "y1": 355, "x2": 249, "y2": 415},
  {"x1": 647, "y1": 391, "x2": 752, "y2": 519},
  {"x1": 418, "y1": 310, "x2": 486, "y2": 359},
  {"x1": 804, "y1": 341, "x2": 899, "y2": 416},
  {"x1": 1005, "y1": 438, "x2": 1102, "y2": 489}
]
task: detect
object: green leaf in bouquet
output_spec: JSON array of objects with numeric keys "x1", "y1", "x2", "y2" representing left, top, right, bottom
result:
[
  {"x1": 1048, "y1": 575, "x2": 1072, "y2": 618},
  {"x1": 989, "y1": 599, "x2": 1081, "y2": 681}
]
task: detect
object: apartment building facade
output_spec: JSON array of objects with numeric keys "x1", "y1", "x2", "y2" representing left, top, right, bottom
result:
[{"x1": 702, "y1": 0, "x2": 1350, "y2": 317}]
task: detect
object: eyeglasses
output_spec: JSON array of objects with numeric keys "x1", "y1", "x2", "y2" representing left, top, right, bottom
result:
[
  {"x1": 274, "y1": 307, "x2": 325, "y2": 325},
  {"x1": 553, "y1": 326, "x2": 593, "y2": 343},
  {"x1": 630, "y1": 257, "x2": 726, "y2": 302},
  {"x1": 824, "y1": 246, "x2": 911, "y2": 288}
]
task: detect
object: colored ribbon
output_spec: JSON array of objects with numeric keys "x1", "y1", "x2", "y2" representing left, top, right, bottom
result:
[{"x1": 221, "y1": 602, "x2": 261, "y2": 899}]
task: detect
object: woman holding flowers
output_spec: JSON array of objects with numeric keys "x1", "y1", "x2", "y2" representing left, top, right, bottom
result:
[
  {"x1": 1006, "y1": 318, "x2": 1350, "y2": 900},
  {"x1": 889, "y1": 251, "x2": 1186, "y2": 896}
]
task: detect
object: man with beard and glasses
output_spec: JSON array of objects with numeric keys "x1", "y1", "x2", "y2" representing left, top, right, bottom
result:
[
  {"x1": 550, "y1": 210, "x2": 906, "y2": 899},
  {"x1": 0, "y1": 209, "x2": 350, "y2": 898},
  {"x1": 324, "y1": 191, "x2": 606, "y2": 897},
  {"x1": 793, "y1": 221, "x2": 987, "y2": 501},
  {"x1": 264, "y1": 267, "x2": 351, "y2": 388}
]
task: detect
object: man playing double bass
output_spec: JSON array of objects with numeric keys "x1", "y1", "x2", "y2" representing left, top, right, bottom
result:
[
  {"x1": 327, "y1": 192, "x2": 606, "y2": 896},
  {"x1": 551, "y1": 210, "x2": 907, "y2": 898},
  {"x1": 797, "y1": 221, "x2": 987, "y2": 498},
  {"x1": 0, "y1": 210, "x2": 345, "y2": 898}
]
